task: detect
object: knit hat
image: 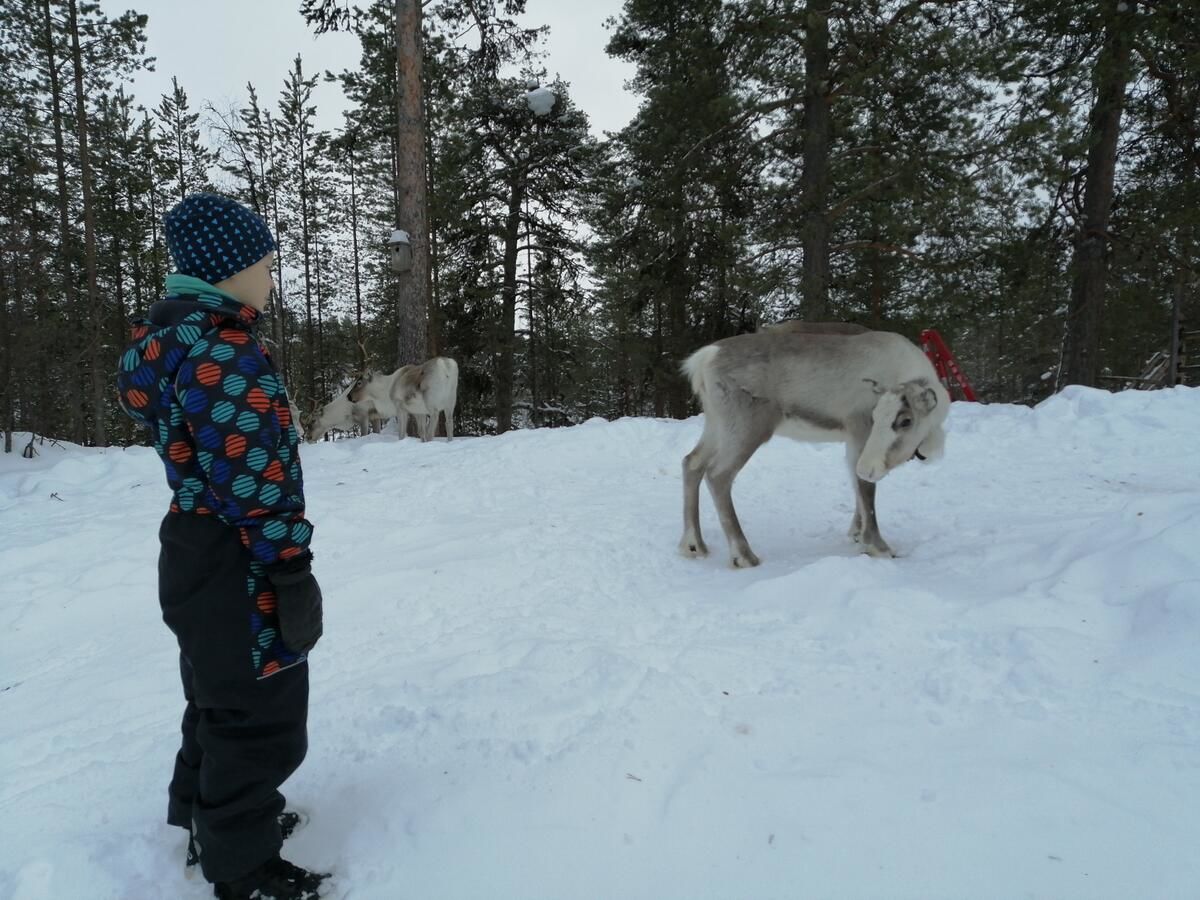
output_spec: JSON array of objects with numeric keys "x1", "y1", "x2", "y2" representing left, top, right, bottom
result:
[{"x1": 163, "y1": 193, "x2": 276, "y2": 285}]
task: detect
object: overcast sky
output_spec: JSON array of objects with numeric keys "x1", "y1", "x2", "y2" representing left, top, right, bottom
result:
[{"x1": 123, "y1": 0, "x2": 640, "y2": 140}]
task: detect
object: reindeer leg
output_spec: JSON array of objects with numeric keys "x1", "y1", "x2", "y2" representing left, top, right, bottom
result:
[
  {"x1": 679, "y1": 439, "x2": 713, "y2": 558},
  {"x1": 706, "y1": 464, "x2": 760, "y2": 568},
  {"x1": 845, "y1": 443, "x2": 865, "y2": 542},
  {"x1": 851, "y1": 473, "x2": 894, "y2": 558},
  {"x1": 397, "y1": 409, "x2": 408, "y2": 440},
  {"x1": 445, "y1": 408, "x2": 455, "y2": 441},
  {"x1": 704, "y1": 426, "x2": 770, "y2": 568}
]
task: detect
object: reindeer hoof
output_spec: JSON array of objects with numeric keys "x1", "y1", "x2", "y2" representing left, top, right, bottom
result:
[
  {"x1": 862, "y1": 543, "x2": 895, "y2": 559},
  {"x1": 731, "y1": 549, "x2": 761, "y2": 569},
  {"x1": 679, "y1": 538, "x2": 709, "y2": 559}
]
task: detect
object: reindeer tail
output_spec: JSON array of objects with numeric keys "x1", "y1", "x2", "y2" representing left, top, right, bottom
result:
[{"x1": 681, "y1": 345, "x2": 720, "y2": 404}]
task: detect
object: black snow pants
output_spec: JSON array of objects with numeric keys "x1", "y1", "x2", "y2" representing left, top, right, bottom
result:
[{"x1": 158, "y1": 512, "x2": 309, "y2": 883}]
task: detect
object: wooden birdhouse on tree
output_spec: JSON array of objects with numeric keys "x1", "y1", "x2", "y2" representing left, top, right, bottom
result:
[{"x1": 387, "y1": 229, "x2": 413, "y2": 274}]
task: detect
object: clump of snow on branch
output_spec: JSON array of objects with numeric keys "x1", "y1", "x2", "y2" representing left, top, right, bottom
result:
[{"x1": 524, "y1": 86, "x2": 557, "y2": 117}]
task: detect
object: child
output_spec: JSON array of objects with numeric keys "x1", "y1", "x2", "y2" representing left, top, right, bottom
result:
[{"x1": 117, "y1": 193, "x2": 327, "y2": 900}]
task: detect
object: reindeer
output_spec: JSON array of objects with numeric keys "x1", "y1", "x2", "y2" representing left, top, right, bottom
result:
[
  {"x1": 679, "y1": 326, "x2": 949, "y2": 567},
  {"x1": 304, "y1": 383, "x2": 382, "y2": 442},
  {"x1": 348, "y1": 356, "x2": 458, "y2": 442}
]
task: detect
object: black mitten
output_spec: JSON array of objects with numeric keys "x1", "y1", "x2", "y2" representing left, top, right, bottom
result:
[{"x1": 266, "y1": 555, "x2": 323, "y2": 655}]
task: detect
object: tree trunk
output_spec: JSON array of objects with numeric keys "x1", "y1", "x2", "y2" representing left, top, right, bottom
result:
[
  {"x1": 495, "y1": 172, "x2": 525, "y2": 433},
  {"x1": 8, "y1": 156, "x2": 29, "y2": 439},
  {"x1": 298, "y1": 119, "x2": 315, "y2": 405},
  {"x1": 1168, "y1": 262, "x2": 1185, "y2": 386},
  {"x1": 68, "y1": 0, "x2": 106, "y2": 446},
  {"x1": 1, "y1": 251, "x2": 12, "y2": 452},
  {"x1": 113, "y1": 219, "x2": 132, "y2": 445},
  {"x1": 427, "y1": 123, "x2": 441, "y2": 359},
  {"x1": 869, "y1": 240, "x2": 884, "y2": 326},
  {"x1": 394, "y1": 0, "x2": 430, "y2": 367},
  {"x1": 868, "y1": 100, "x2": 884, "y2": 327},
  {"x1": 266, "y1": 114, "x2": 288, "y2": 378},
  {"x1": 171, "y1": 79, "x2": 187, "y2": 201},
  {"x1": 528, "y1": 241, "x2": 539, "y2": 426},
  {"x1": 315, "y1": 235, "x2": 325, "y2": 401},
  {"x1": 616, "y1": 260, "x2": 631, "y2": 418},
  {"x1": 24, "y1": 116, "x2": 53, "y2": 439},
  {"x1": 146, "y1": 120, "x2": 164, "y2": 296},
  {"x1": 800, "y1": 0, "x2": 832, "y2": 320},
  {"x1": 1061, "y1": 0, "x2": 1135, "y2": 388},
  {"x1": 348, "y1": 139, "x2": 365, "y2": 371},
  {"x1": 653, "y1": 291, "x2": 665, "y2": 418},
  {"x1": 428, "y1": 205, "x2": 442, "y2": 358},
  {"x1": 666, "y1": 215, "x2": 689, "y2": 418},
  {"x1": 42, "y1": 0, "x2": 85, "y2": 443},
  {"x1": 127, "y1": 182, "x2": 142, "y2": 445},
  {"x1": 525, "y1": 192, "x2": 538, "y2": 425},
  {"x1": 389, "y1": 133, "x2": 401, "y2": 224},
  {"x1": 127, "y1": 183, "x2": 143, "y2": 314}
]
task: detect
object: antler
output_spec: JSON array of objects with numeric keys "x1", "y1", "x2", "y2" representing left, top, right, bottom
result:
[{"x1": 355, "y1": 337, "x2": 373, "y2": 380}]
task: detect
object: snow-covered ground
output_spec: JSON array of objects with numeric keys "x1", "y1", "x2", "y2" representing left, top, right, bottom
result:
[{"x1": 2, "y1": 386, "x2": 1199, "y2": 900}]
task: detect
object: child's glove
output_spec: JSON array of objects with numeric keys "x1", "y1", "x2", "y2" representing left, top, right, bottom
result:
[{"x1": 266, "y1": 556, "x2": 324, "y2": 655}]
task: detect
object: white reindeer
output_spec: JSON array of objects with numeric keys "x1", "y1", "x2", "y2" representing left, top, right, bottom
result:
[
  {"x1": 305, "y1": 384, "x2": 381, "y2": 442},
  {"x1": 679, "y1": 326, "x2": 949, "y2": 567},
  {"x1": 349, "y1": 357, "x2": 458, "y2": 442}
]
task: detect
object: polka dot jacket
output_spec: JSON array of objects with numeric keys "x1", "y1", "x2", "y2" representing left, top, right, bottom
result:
[{"x1": 117, "y1": 275, "x2": 313, "y2": 568}]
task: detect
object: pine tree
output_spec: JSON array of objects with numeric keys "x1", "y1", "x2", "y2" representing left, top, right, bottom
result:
[
  {"x1": 208, "y1": 84, "x2": 291, "y2": 368},
  {"x1": 1060, "y1": 0, "x2": 1138, "y2": 387},
  {"x1": 278, "y1": 55, "x2": 322, "y2": 405},
  {"x1": 604, "y1": 0, "x2": 761, "y2": 417},
  {"x1": 155, "y1": 76, "x2": 217, "y2": 203}
]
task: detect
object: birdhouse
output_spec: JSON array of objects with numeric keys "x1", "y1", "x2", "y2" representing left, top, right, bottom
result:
[{"x1": 388, "y1": 229, "x2": 413, "y2": 274}]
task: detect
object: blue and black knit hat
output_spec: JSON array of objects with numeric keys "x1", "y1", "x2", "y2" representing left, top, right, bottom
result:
[{"x1": 163, "y1": 193, "x2": 276, "y2": 285}]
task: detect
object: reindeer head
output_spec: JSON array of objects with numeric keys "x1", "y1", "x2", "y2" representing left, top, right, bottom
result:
[
  {"x1": 304, "y1": 394, "x2": 348, "y2": 443},
  {"x1": 856, "y1": 377, "x2": 949, "y2": 482},
  {"x1": 347, "y1": 370, "x2": 372, "y2": 404}
]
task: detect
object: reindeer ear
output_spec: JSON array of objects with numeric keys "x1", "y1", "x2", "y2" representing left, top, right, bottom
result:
[
  {"x1": 863, "y1": 377, "x2": 885, "y2": 395},
  {"x1": 905, "y1": 382, "x2": 938, "y2": 414}
]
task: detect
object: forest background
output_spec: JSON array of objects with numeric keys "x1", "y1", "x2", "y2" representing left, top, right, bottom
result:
[{"x1": 1, "y1": 0, "x2": 1196, "y2": 448}]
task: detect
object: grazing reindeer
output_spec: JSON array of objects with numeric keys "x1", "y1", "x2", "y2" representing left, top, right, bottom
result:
[
  {"x1": 305, "y1": 339, "x2": 390, "y2": 442},
  {"x1": 349, "y1": 357, "x2": 458, "y2": 442},
  {"x1": 679, "y1": 327, "x2": 949, "y2": 567},
  {"x1": 305, "y1": 383, "x2": 381, "y2": 442}
]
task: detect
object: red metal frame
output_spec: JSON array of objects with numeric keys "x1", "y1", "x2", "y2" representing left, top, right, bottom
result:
[{"x1": 920, "y1": 329, "x2": 977, "y2": 401}]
